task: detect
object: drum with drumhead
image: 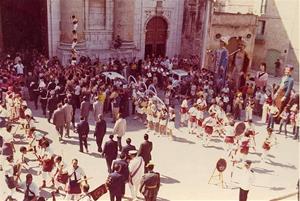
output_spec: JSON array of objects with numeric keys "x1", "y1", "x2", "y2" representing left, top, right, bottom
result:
[
  {"x1": 234, "y1": 122, "x2": 246, "y2": 137},
  {"x1": 216, "y1": 158, "x2": 227, "y2": 172},
  {"x1": 262, "y1": 142, "x2": 271, "y2": 150},
  {"x1": 205, "y1": 126, "x2": 213, "y2": 135}
]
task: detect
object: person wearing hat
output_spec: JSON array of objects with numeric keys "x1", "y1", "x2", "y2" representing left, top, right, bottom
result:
[
  {"x1": 215, "y1": 37, "x2": 229, "y2": 87},
  {"x1": 103, "y1": 134, "x2": 118, "y2": 173},
  {"x1": 231, "y1": 40, "x2": 250, "y2": 90},
  {"x1": 139, "y1": 163, "x2": 160, "y2": 201},
  {"x1": 274, "y1": 65, "x2": 294, "y2": 114},
  {"x1": 137, "y1": 134, "x2": 153, "y2": 173},
  {"x1": 128, "y1": 150, "x2": 144, "y2": 200},
  {"x1": 238, "y1": 160, "x2": 255, "y2": 201}
]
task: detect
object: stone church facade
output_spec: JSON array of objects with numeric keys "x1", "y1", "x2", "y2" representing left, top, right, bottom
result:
[{"x1": 47, "y1": 0, "x2": 189, "y2": 64}]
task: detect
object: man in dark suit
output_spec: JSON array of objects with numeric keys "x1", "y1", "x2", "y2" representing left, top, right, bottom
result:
[
  {"x1": 138, "y1": 134, "x2": 153, "y2": 172},
  {"x1": 121, "y1": 138, "x2": 136, "y2": 157},
  {"x1": 111, "y1": 153, "x2": 129, "y2": 196},
  {"x1": 103, "y1": 135, "x2": 118, "y2": 173},
  {"x1": 94, "y1": 114, "x2": 106, "y2": 153},
  {"x1": 139, "y1": 163, "x2": 160, "y2": 201},
  {"x1": 47, "y1": 93, "x2": 58, "y2": 123},
  {"x1": 107, "y1": 164, "x2": 125, "y2": 201},
  {"x1": 77, "y1": 116, "x2": 90, "y2": 153},
  {"x1": 52, "y1": 103, "x2": 66, "y2": 142}
]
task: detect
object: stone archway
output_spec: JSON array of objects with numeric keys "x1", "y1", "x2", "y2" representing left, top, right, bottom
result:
[{"x1": 145, "y1": 16, "x2": 168, "y2": 58}]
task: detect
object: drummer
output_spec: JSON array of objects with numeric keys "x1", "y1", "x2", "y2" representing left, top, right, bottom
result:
[
  {"x1": 65, "y1": 159, "x2": 88, "y2": 200},
  {"x1": 202, "y1": 112, "x2": 217, "y2": 147},
  {"x1": 39, "y1": 140, "x2": 55, "y2": 189},
  {"x1": 53, "y1": 155, "x2": 68, "y2": 194},
  {"x1": 223, "y1": 120, "x2": 236, "y2": 155},
  {"x1": 188, "y1": 103, "x2": 197, "y2": 134},
  {"x1": 180, "y1": 97, "x2": 188, "y2": 127},
  {"x1": 261, "y1": 128, "x2": 276, "y2": 162}
]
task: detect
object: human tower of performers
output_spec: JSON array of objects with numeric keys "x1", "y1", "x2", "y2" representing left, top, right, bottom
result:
[{"x1": 0, "y1": 16, "x2": 299, "y2": 201}]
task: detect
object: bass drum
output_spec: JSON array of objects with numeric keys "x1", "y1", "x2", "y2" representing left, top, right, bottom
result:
[{"x1": 234, "y1": 122, "x2": 246, "y2": 137}]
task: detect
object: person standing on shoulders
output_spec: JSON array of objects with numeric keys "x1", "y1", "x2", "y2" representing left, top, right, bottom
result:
[
  {"x1": 255, "y1": 62, "x2": 268, "y2": 91},
  {"x1": 94, "y1": 114, "x2": 106, "y2": 153},
  {"x1": 139, "y1": 163, "x2": 160, "y2": 201}
]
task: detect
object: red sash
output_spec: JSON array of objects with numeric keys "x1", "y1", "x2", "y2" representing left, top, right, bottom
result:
[
  {"x1": 197, "y1": 119, "x2": 202, "y2": 126},
  {"x1": 56, "y1": 173, "x2": 68, "y2": 184},
  {"x1": 240, "y1": 147, "x2": 249, "y2": 154},
  {"x1": 180, "y1": 107, "x2": 187, "y2": 114},
  {"x1": 262, "y1": 142, "x2": 270, "y2": 150},
  {"x1": 42, "y1": 158, "x2": 54, "y2": 172},
  {"x1": 225, "y1": 136, "x2": 234, "y2": 144},
  {"x1": 189, "y1": 116, "x2": 196, "y2": 122},
  {"x1": 204, "y1": 126, "x2": 213, "y2": 135}
]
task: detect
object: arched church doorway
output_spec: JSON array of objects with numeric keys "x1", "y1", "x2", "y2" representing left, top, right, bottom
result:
[
  {"x1": 0, "y1": 0, "x2": 48, "y2": 55},
  {"x1": 145, "y1": 16, "x2": 168, "y2": 58}
]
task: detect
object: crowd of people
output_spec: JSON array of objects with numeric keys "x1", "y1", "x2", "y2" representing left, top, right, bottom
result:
[{"x1": 0, "y1": 37, "x2": 299, "y2": 201}]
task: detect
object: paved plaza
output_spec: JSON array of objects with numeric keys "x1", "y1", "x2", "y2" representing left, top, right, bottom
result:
[{"x1": 0, "y1": 98, "x2": 299, "y2": 201}]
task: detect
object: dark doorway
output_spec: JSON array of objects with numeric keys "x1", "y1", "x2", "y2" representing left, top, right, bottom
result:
[
  {"x1": 145, "y1": 16, "x2": 168, "y2": 58},
  {"x1": 0, "y1": 0, "x2": 48, "y2": 55}
]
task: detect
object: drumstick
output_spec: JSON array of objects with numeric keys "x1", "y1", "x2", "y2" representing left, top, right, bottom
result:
[{"x1": 77, "y1": 177, "x2": 93, "y2": 183}]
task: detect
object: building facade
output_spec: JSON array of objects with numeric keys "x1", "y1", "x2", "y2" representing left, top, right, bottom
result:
[{"x1": 46, "y1": 0, "x2": 185, "y2": 64}]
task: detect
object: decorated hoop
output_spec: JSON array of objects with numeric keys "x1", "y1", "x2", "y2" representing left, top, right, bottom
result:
[
  {"x1": 216, "y1": 158, "x2": 227, "y2": 172},
  {"x1": 234, "y1": 122, "x2": 246, "y2": 136}
]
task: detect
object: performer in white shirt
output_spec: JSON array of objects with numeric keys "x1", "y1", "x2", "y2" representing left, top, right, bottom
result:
[
  {"x1": 65, "y1": 159, "x2": 88, "y2": 200},
  {"x1": 53, "y1": 155, "x2": 68, "y2": 194},
  {"x1": 188, "y1": 104, "x2": 197, "y2": 134},
  {"x1": 180, "y1": 98, "x2": 188, "y2": 127},
  {"x1": 202, "y1": 113, "x2": 217, "y2": 146},
  {"x1": 20, "y1": 173, "x2": 40, "y2": 201},
  {"x1": 223, "y1": 121, "x2": 236, "y2": 155},
  {"x1": 238, "y1": 160, "x2": 255, "y2": 201}
]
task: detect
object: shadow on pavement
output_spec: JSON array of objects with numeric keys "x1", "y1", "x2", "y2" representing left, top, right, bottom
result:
[
  {"x1": 160, "y1": 174, "x2": 180, "y2": 184},
  {"x1": 267, "y1": 159, "x2": 297, "y2": 169},
  {"x1": 173, "y1": 136, "x2": 195, "y2": 144},
  {"x1": 252, "y1": 167, "x2": 274, "y2": 175}
]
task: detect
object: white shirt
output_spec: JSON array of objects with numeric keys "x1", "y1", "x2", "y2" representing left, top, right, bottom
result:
[
  {"x1": 238, "y1": 168, "x2": 255, "y2": 191},
  {"x1": 15, "y1": 63, "x2": 24, "y2": 75},
  {"x1": 1, "y1": 129, "x2": 13, "y2": 143},
  {"x1": 3, "y1": 161, "x2": 14, "y2": 177},
  {"x1": 20, "y1": 181, "x2": 40, "y2": 197},
  {"x1": 24, "y1": 108, "x2": 32, "y2": 117},
  {"x1": 68, "y1": 166, "x2": 86, "y2": 181},
  {"x1": 259, "y1": 93, "x2": 268, "y2": 105},
  {"x1": 75, "y1": 85, "x2": 81, "y2": 96}
]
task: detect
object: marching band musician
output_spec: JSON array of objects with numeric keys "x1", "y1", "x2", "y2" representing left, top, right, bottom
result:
[
  {"x1": 146, "y1": 101, "x2": 154, "y2": 132},
  {"x1": 19, "y1": 173, "x2": 40, "y2": 201},
  {"x1": 167, "y1": 107, "x2": 176, "y2": 140},
  {"x1": 202, "y1": 113, "x2": 217, "y2": 146},
  {"x1": 239, "y1": 131, "x2": 252, "y2": 162},
  {"x1": 180, "y1": 98, "x2": 188, "y2": 127},
  {"x1": 261, "y1": 128, "x2": 276, "y2": 162},
  {"x1": 245, "y1": 120, "x2": 256, "y2": 151},
  {"x1": 159, "y1": 108, "x2": 168, "y2": 136},
  {"x1": 3, "y1": 155, "x2": 17, "y2": 201},
  {"x1": 65, "y1": 159, "x2": 88, "y2": 200},
  {"x1": 245, "y1": 97, "x2": 255, "y2": 121},
  {"x1": 39, "y1": 140, "x2": 55, "y2": 189},
  {"x1": 188, "y1": 103, "x2": 197, "y2": 134},
  {"x1": 152, "y1": 105, "x2": 159, "y2": 135},
  {"x1": 223, "y1": 120, "x2": 236, "y2": 155},
  {"x1": 52, "y1": 155, "x2": 68, "y2": 194}
]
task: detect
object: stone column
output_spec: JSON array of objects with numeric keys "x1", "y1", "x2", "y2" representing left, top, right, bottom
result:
[
  {"x1": 113, "y1": 0, "x2": 135, "y2": 42},
  {"x1": 60, "y1": 0, "x2": 85, "y2": 43}
]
